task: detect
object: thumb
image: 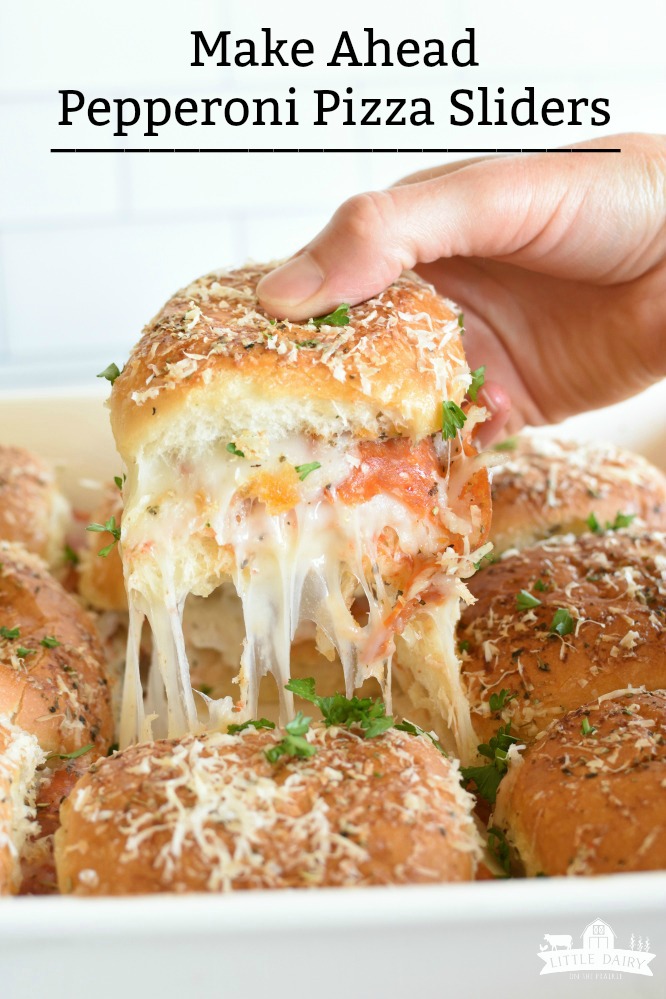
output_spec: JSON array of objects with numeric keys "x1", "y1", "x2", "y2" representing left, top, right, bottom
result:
[{"x1": 256, "y1": 152, "x2": 575, "y2": 320}]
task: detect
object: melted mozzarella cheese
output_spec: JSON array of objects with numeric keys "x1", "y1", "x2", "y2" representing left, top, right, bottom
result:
[{"x1": 118, "y1": 432, "x2": 488, "y2": 760}]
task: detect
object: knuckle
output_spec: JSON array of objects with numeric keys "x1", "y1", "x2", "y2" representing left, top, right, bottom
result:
[{"x1": 333, "y1": 190, "x2": 398, "y2": 242}]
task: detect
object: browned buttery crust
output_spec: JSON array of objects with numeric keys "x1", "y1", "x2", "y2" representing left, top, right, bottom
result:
[
  {"x1": 0, "y1": 542, "x2": 114, "y2": 755},
  {"x1": 55, "y1": 726, "x2": 480, "y2": 894},
  {"x1": 0, "y1": 446, "x2": 67, "y2": 561},
  {"x1": 459, "y1": 531, "x2": 666, "y2": 744},
  {"x1": 490, "y1": 435, "x2": 666, "y2": 555},
  {"x1": 110, "y1": 264, "x2": 468, "y2": 454},
  {"x1": 494, "y1": 689, "x2": 666, "y2": 876}
]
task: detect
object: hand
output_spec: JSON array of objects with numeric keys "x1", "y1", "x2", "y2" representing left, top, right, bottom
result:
[{"x1": 257, "y1": 133, "x2": 666, "y2": 437}]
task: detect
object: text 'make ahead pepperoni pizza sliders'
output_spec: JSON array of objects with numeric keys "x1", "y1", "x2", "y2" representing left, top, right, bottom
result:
[
  {"x1": 458, "y1": 530, "x2": 666, "y2": 745},
  {"x1": 108, "y1": 263, "x2": 492, "y2": 760},
  {"x1": 55, "y1": 720, "x2": 482, "y2": 894}
]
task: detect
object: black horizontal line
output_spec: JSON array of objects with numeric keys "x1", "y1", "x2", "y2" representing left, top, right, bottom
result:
[{"x1": 50, "y1": 147, "x2": 623, "y2": 154}]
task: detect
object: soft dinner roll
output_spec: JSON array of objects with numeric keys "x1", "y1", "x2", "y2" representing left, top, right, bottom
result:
[
  {"x1": 494, "y1": 689, "x2": 666, "y2": 876},
  {"x1": 489, "y1": 435, "x2": 666, "y2": 555},
  {"x1": 56, "y1": 724, "x2": 481, "y2": 894},
  {"x1": 109, "y1": 263, "x2": 491, "y2": 762},
  {"x1": 459, "y1": 530, "x2": 666, "y2": 745},
  {"x1": 78, "y1": 485, "x2": 126, "y2": 612},
  {"x1": 0, "y1": 716, "x2": 44, "y2": 895},
  {"x1": 0, "y1": 541, "x2": 114, "y2": 755},
  {"x1": 111, "y1": 264, "x2": 470, "y2": 452},
  {"x1": 0, "y1": 445, "x2": 70, "y2": 568}
]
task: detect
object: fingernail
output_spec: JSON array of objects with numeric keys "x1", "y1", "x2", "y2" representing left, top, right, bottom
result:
[
  {"x1": 478, "y1": 382, "x2": 505, "y2": 415},
  {"x1": 257, "y1": 253, "x2": 324, "y2": 312}
]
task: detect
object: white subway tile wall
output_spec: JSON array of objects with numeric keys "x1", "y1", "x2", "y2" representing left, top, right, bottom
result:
[{"x1": 0, "y1": 0, "x2": 664, "y2": 387}]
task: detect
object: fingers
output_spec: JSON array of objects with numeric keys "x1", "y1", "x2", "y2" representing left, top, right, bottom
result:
[
  {"x1": 256, "y1": 163, "x2": 530, "y2": 319},
  {"x1": 475, "y1": 382, "x2": 513, "y2": 448},
  {"x1": 256, "y1": 133, "x2": 652, "y2": 320}
]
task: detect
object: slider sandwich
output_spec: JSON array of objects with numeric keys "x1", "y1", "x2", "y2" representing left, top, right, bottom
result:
[
  {"x1": 489, "y1": 435, "x2": 666, "y2": 556},
  {"x1": 0, "y1": 541, "x2": 113, "y2": 756},
  {"x1": 0, "y1": 445, "x2": 70, "y2": 569},
  {"x1": 55, "y1": 719, "x2": 482, "y2": 894},
  {"x1": 494, "y1": 689, "x2": 666, "y2": 876},
  {"x1": 109, "y1": 264, "x2": 491, "y2": 758},
  {"x1": 0, "y1": 716, "x2": 44, "y2": 895},
  {"x1": 459, "y1": 530, "x2": 666, "y2": 744}
]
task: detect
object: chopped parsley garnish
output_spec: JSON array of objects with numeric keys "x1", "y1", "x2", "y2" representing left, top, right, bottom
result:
[
  {"x1": 63, "y1": 544, "x2": 80, "y2": 566},
  {"x1": 46, "y1": 743, "x2": 94, "y2": 762},
  {"x1": 516, "y1": 589, "x2": 542, "y2": 611},
  {"x1": 549, "y1": 607, "x2": 575, "y2": 637},
  {"x1": 458, "y1": 639, "x2": 470, "y2": 654},
  {"x1": 441, "y1": 400, "x2": 467, "y2": 440},
  {"x1": 114, "y1": 474, "x2": 125, "y2": 491},
  {"x1": 311, "y1": 304, "x2": 350, "y2": 328},
  {"x1": 468, "y1": 365, "x2": 486, "y2": 403},
  {"x1": 294, "y1": 461, "x2": 321, "y2": 481},
  {"x1": 489, "y1": 689, "x2": 516, "y2": 712},
  {"x1": 493, "y1": 436, "x2": 517, "y2": 452},
  {"x1": 97, "y1": 363, "x2": 121, "y2": 384},
  {"x1": 264, "y1": 712, "x2": 317, "y2": 763},
  {"x1": 586, "y1": 512, "x2": 602, "y2": 534},
  {"x1": 581, "y1": 716, "x2": 597, "y2": 737},
  {"x1": 610, "y1": 511, "x2": 636, "y2": 529},
  {"x1": 473, "y1": 551, "x2": 496, "y2": 571},
  {"x1": 40, "y1": 636, "x2": 61, "y2": 649},
  {"x1": 0, "y1": 626, "x2": 20, "y2": 640},
  {"x1": 457, "y1": 313, "x2": 465, "y2": 329},
  {"x1": 533, "y1": 578, "x2": 549, "y2": 592},
  {"x1": 226, "y1": 442, "x2": 245, "y2": 458},
  {"x1": 296, "y1": 340, "x2": 320, "y2": 349},
  {"x1": 460, "y1": 723, "x2": 519, "y2": 804},
  {"x1": 488, "y1": 826, "x2": 512, "y2": 876},
  {"x1": 587, "y1": 510, "x2": 636, "y2": 534},
  {"x1": 16, "y1": 647, "x2": 34, "y2": 659},
  {"x1": 86, "y1": 516, "x2": 121, "y2": 558},
  {"x1": 285, "y1": 677, "x2": 393, "y2": 738},
  {"x1": 394, "y1": 719, "x2": 447, "y2": 755},
  {"x1": 228, "y1": 718, "x2": 276, "y2": 735}
]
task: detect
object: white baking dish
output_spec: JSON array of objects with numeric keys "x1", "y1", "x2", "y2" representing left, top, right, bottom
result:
[{"x1": 0, "y1": 384, "x2": 665, "y2": 999}]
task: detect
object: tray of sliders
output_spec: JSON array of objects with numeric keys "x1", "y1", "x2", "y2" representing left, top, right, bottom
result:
[{"x1": 0, "y1": 265, "x2": 665, "y2": 999}]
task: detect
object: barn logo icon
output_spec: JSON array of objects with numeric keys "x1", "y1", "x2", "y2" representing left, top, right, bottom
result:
[{"x1": 537, "y1": 918, "x2": 656, "y2": 977}]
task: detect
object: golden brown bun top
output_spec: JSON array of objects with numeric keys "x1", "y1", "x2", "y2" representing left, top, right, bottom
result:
[
  {"x1": 460, "y1": 530, "x2": 666, "y2": 744},
  {"x1": 0, "y1": 446, "x2": 69, "y2": 565},
  {"x1": 78, "y1": 486, "x2": 126, "y2": 613},
  {"x1": 110, "y1": 263, "x2": 470, "y2": 457},
  {"x1": 0, "y1": 542, "x2": 114, "y2": 755},
  {"x1": 494, "y1": 689, "x2": 666, "y2": 876},
  {"x1": 489, "y1": 435, "x2": 666, "y2": 555},
  {"x1": 56, "y1": 725, "x2": 480, "y2": 895}
]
